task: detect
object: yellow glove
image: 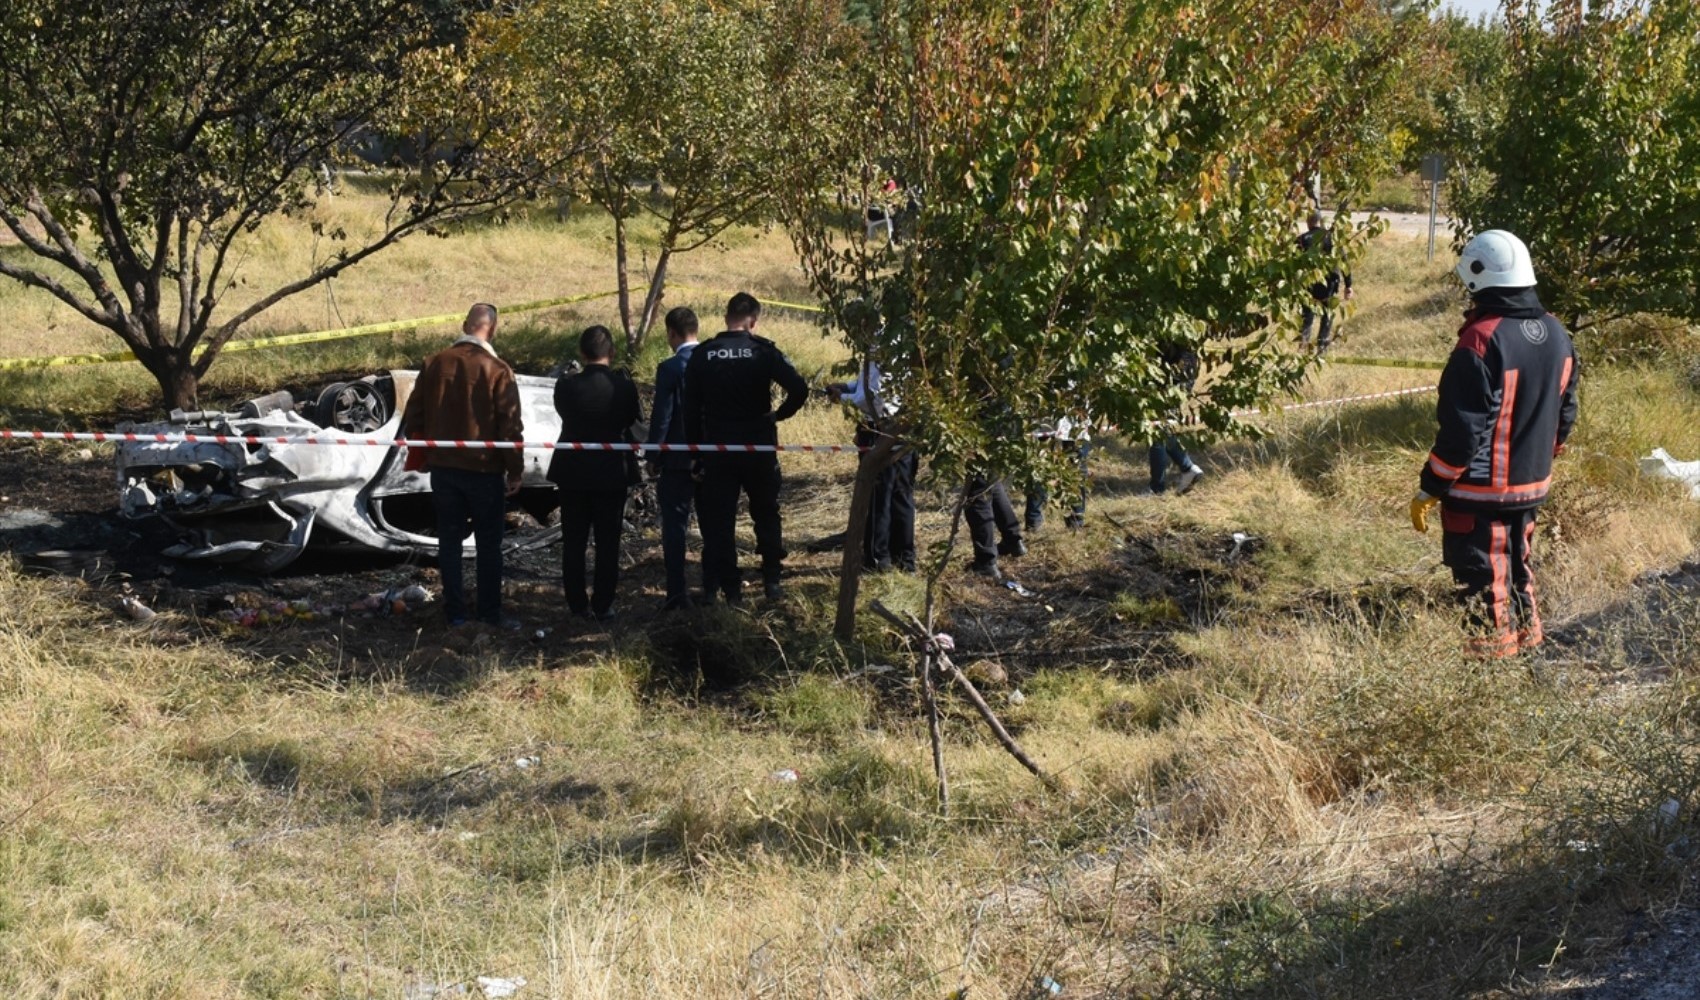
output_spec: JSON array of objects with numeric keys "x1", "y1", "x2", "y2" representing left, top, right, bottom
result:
[{"x1": 1410, "y1": 491, "x2": 1440, "y2": 533}]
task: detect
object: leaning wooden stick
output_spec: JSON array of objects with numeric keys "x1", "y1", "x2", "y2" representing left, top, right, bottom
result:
[{"x1": 870, "y1": 601, "x2": 1057, "y2": 791}]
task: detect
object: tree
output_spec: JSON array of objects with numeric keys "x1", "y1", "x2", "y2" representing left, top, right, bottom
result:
[
  {"x1": 1450, "y1": 0, "x2": 1700, "y2": 331},
  {"x1": 1401, "y1": 10, "x2": 1511, "y2": 175},
  {"x1": 0, "y1": 0, "x2": 565, "y2": 410},
  {"x1": 775, "y1": 0, "x2": 1413, "y2": 805},
  {"x1": 515, "y1": 0, "x2": 775, "y2": 359}
]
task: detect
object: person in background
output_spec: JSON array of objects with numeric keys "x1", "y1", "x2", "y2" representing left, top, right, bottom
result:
[
  {"x1": 647, "y1": 307, "x2": 702, "y2": 610},
  {"x1": 400, "y1": 303, "x2": 524, "y2": 628},
  {"x1": 1298, "y1": 211, "x2": 1353, "y2": 355},
  {"x1": 1411, "y1": 229, "x2": 1578, "y2": 659},
  {"x1": 1150, "y1": 336, "x2": 1204, "y2": 495},
  {"x1": 826, "y1": 343, "x2": 917, "y2": 574},
  {"x1": 965, "y1": 476, "x2": 1025, "y2": 579},
  {"x1": 684, "y1": 292, "x2": 810, "y2": 603},
  {"x1": 1025, "y1": 415, "x2": 1091, "y2": 532},
  {"x1": 548, "y1": 325, "x2": 642, "y2": 622}
]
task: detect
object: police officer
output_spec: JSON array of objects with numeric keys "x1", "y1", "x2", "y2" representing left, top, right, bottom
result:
[
  {"x1": 1411, "y1": 230, "x2": 1579, "y2": 659},
  {"x1": 684, "y1": 292, "x2": 810, "y2": 602}
]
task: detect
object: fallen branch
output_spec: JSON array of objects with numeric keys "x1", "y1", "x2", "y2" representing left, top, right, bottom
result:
[{"x1": 870, "y1": 600, "x2": 1057, "y2": 792}]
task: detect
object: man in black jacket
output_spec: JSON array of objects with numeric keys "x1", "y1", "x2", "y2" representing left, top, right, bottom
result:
[
  {"x1": 547, "y1": 326, "x2": 642, "y2": 621},
  {"x1": 1298, "y1": 212, "x2": 1353, "y2": 355},
  {"x1": 683, "y1": 292, "x2": 810, "y2": 602},
  {"x1": 1411, "y1": 230, "x2": 1579, "y2": 658}
]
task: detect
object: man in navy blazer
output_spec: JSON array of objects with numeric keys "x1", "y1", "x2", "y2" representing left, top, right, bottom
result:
[{"x1": 647, "y1": 307, "x2": 701, "y2": 610}]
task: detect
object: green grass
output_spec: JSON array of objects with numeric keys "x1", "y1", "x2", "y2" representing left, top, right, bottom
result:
[{"x1": 3, "y1": 208, "x2": 1700, "y2": 998}]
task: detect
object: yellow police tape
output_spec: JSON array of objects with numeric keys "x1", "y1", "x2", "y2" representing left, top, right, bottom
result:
[
  {"x1": 0, "y1": 289, "x2": 622, "y2": 372},
  {"x1": 1327, "y1": 356, "x2": 1447, "y2": 371},
  {"x1": 671, "y1": 284, "x2": 826, "y2": 315}
]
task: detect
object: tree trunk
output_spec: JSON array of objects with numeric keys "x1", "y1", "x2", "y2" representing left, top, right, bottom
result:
[
  {"x1": 633, "y1": 247, "x2": 673, "y2": 359},
  {"x1": 140, "y1": 348, "x2": 201, "y2": 413},
  {"x1": 614, "y1": 214, "x2": 634, "y2": 352},
  {"x1": 834, "y1": 436, "x2": 900, "y2": 642}
]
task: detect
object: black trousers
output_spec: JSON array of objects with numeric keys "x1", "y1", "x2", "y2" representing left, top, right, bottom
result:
[
  {"x1": 964, "y1": 477, "x2": 1021, "y2": 566},
  {"x1": 1300, "y1": 304, "x2": 1334, "y2": 352},
  {"x1": 430, "y1": 467, "x2": 507, "y2": 624},
  {"x1": 559, "y1": 489, "x2": 628, "y2": 615},
  {"x1": 698, "y1": 453, "x2": 785, "y2": 600},
  {"x1": 858, "y1": 428, "x2": 917, "y2": 571},
  {"x1": 1441, "y1": 505, "x2": 1541, "y2": 656},
  {"x1": 656, "y1": 467, "x2": 699, "y2": 606}
]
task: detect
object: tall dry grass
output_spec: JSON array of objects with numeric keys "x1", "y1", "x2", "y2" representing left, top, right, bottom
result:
[{"x1": 3, "y1": 212, "x2": 1700, "y2": 997}]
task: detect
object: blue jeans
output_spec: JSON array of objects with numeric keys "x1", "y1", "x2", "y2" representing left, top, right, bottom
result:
[
  {"x1": 1148, "y1": 436, "x2": 1193, "y2": 493},
  {"x1": 431, "y1": 467, "x2": 507, "y2": 623}
]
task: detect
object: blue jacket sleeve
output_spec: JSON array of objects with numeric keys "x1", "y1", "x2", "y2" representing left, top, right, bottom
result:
[
  {"x1": 683, "y1": 350, "x2": 705, "y2": 444},
  {"x1": 648, "y1": 359, "x2": 678, "y2": 448}
]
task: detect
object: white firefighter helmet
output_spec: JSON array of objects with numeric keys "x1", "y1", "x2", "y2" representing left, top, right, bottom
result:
[{"x1": 1456, "y1": 229, "x2": 1537, "y2": 292}]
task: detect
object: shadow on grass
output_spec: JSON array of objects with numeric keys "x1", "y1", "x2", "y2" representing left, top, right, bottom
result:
[{"x1": 1155, "y1": 714, "x2": 1700, "y2": 999}]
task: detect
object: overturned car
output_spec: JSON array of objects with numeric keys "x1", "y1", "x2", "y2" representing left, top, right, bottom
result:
[{"x1": 117, "y1": 371, "x2": 561, "y2": 572}]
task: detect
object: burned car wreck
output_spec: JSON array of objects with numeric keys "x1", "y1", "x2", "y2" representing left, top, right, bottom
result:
[{"x1": 117, "y1": 371, "x2": 561, "y2": 572}]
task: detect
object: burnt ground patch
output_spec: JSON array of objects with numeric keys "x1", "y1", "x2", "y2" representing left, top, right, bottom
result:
[
  {"x1": 933, "y1": 524, "x2": 1266, "y2": 686},
  {"x1": 3, "y1": 443, "x2": 1294, "y2": 698}
]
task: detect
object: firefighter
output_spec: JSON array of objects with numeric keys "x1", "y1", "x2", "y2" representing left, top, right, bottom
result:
[
  {"x1": 683, "y1": 292, "x2": 810, "y2": 603},
  {"x1": 1411, "y1": 230, "x2": 1579, "y2": 658}
]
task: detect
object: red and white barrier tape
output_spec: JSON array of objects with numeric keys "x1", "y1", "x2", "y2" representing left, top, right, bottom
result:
[
  {"x1": 0, "y1": 429, "x2": 855, "y2": 453},
  {"x1": 0, "y1": 387, "x2": 1434, "y2": 453}
]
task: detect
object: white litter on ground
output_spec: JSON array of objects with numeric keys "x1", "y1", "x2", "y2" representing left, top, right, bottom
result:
[{"x1": 1641, "y1": 448, "x2": 1700, "y2": 499}]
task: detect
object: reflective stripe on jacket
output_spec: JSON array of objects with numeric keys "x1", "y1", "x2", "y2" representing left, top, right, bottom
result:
[{"x1": 1420, "y1": 289, "x2": 1579, "y2": 511}]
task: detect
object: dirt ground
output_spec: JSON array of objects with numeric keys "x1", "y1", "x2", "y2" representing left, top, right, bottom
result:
[
  {"x1": 0, "y1": 441, "x2": 1217, "y2": 691},
  {"x1": 1538, "y1": 890, "x2": 1700, "y2": 1000}
]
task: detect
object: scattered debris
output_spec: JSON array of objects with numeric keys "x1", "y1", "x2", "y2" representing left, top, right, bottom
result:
[
  {"x1": 1004, "y1": 578, "x2": 1037, "y2": 598},
  {"x1": 21, "y1": 548, "x2": 119, "y2": 580},
  {"x1": 1034, "y1": 973, "x2": 1064, "y2": 996},
  {"x1": 475, "y1": 975, "x2": 526, "y2": 998},
  {"x1": 1642, "y1": 448, "x2": 1700, "y2": 499},
  {"x1": 349, "y1": 584, "x2": 432, "y2": 616},
  {"x1": 769, "y1": 768, "x2": 801, "y2": 783},
  {"x1": 114, "y1": 372, "x2": 562, "y2": 572},
  {"x1": 204, "y1": 583, "x2": 432, "y2": 629}
]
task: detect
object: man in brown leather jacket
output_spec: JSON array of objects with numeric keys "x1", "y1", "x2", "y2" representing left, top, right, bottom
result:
[{"x1": 401, "y1": 303, "x2": 525, "y2": 627}]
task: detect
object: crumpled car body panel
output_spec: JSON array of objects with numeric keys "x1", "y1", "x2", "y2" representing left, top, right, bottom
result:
[{"x1": 116, "y1": 371, "x2": 562, "y2": 572}]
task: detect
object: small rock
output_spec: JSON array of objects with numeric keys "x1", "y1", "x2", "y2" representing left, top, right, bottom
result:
[
  {"x1": 120, "y1": 596, "x2": 157, "y2": 621},
  {"x1": 963, "y1": 659, "x2": 1008, "y2": 686}
]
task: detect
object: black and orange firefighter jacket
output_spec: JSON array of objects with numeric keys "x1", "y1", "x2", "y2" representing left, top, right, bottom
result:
[{"x1": 1420, "y1": 287, "x2": 1579, "y2": 511}]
